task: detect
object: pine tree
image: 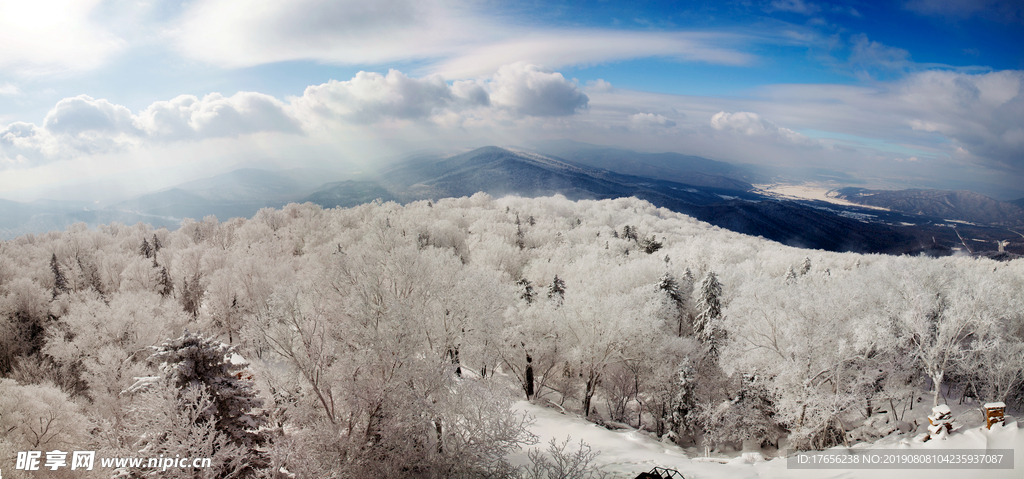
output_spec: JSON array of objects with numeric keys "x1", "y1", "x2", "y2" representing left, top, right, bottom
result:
[
  {"x1": 517, "y1": 278, "x2": 535, "y2": 304},
  {"x1": 157, "y1": 266, "x2": 174, "y2": 297},
  {"x1": 50, "y1": 253, "x2": 68, "y2": 298},
  {"x1": 140, "y1": 238, "x2": 153, "y2": 259},
  {"x1": 658, "y1": 272, "x2": 689, "y2": 336},
  {"x1": 784, "y1": 268, "x2": 797, "y2": 284},
  {"x1": 800, "y1": 257, "x2": 811, "y2": 275},
  {"x1": 547, "y1": 274, "x2": 565, "y2": 304},
  {"x1": 664, "y1": 359, "x2": 697, "y2": 443},
  {"x1": 640, "y1": 235, "x2": 663, "y2": 254},
  {"x1": 151, "y1": 234, "x2": 162, "y2": 263},
  {"x1": 694, "y1": 271, "x2": 722, "y2": 343},
  {"x1": 149, "y1": 330, "x2": 267, "y2": 448}
]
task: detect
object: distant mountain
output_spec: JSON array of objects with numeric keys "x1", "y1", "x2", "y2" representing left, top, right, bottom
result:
[
  {"x1": 110, "y1": 168, "x2": 349, "y2": 221},
  {"x1": 834, "y1": 188, "x2": 1024, "y2": 226},
  {"x1": 1010, "y1": 198, "x2": 1024, "y2": 209},
  {"x1": 369, "y1": 146, "x2": 978, "y2": 255},
  {"x1": 527, "y1": 140, "x2": 761, "y2": 189},
  {"x1": 302, "y1": 181, "x2": 396, "y2": 208},
  {"x1": 8, "y1": 146, "x2": 1021, "y2": 257},
  {"x1": 376, "y1": 146, "x2": 748, "y2": 206}
]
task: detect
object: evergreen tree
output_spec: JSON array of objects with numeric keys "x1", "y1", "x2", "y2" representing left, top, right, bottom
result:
[
  {"x1": 694, "y1": 271, "x2": 722, "y2": 343},
  {"x1": 157, "y1": 266, "x2": 174, "y2": 297},
  {"x1": 800, "y1": 257, "x2": 811, "y2": 275},
  {"x1": 784, "y1": 268, "x2": 797, "y2": 284},
  {"x1": 658, "y1": 272, "x2": 689, "y2": 336},
  {"x1": 547, "y1": 274, "x2": 565, "y2": 304},
  {"x1": 50, "y1": 253, "x2": 68, "y2": 298},
  {"x1": 149, "y1": 330, "x2": 267, "y2": 448},
  {"x1": 664, "y1": 359, "x2": 697, "y2": 443},
  {"x1": 517, "y1": 278, "x2": 535, "y2": 304},
  {"x1": 622, "y1": 225, "x2": 638, "y2": 242},
  {"x1": 658, "y1": 272, "x2": 682, "y2": 305},
  {"x1": 140, "y1": 238, "x2": 153, "y2": 259},
  {"x1": 640, "y1": 235, "x2": 663, "y2": 254}
]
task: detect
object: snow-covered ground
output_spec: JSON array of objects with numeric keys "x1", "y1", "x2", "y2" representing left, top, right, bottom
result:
[
  {"x1": 510, "y1": 400, "x2": 1023, "y2": 479},
  {"x1": 754, "y1": 183, "x2": 891, "y2": 211}
]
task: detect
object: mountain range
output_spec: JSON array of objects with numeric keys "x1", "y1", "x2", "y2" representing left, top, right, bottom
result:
[
  {"x1": 1, "y1": 144, "x2": 1022, "y2": 258},
  {"x1": 834, "y1": 188, "x2": 1024, "y2": 227}
]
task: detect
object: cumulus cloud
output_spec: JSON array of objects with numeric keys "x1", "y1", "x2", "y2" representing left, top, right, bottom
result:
[
  {"x1": 487, "y1": 64, "x2": 589, "y2": 117},
  {"x1": 291, "y1": 63, "x2": 587, "y2": 126},
  {"x1": 136, "y1": 92, "x2": 301, "y2": 140},
  {"x1": 292, "y1": 70, "x2": 465, "y2": 124},
  {"x1": 1, "y1": 92, "x2": 301, "y2": 167},
  {"x1": 43, "y1": 96, "x2": 138, "y2": 136},
  {"x1": 898, "y1": 70, "x2": 1024, "y2": 166},
  {"x1": 2, "y1": 64, "x2": 592, "y2": 168},
  {"x1": 0, "y1": 0, "x2": 125, "y2": 76},
  {"x1": 629, "y1": 112, "x2": 676, "y2": 128},
  {"x1": 710, "y1": 111, "x2": 812, "y2": 144}
]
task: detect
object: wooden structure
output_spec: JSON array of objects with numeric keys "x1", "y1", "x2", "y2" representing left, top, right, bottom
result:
[
  {"x1": 635, "y1": 466, "x2": 687, "y2": 479},
  {"x1": 984, "y1": 402, "x2": 1005, "y2": 429}
]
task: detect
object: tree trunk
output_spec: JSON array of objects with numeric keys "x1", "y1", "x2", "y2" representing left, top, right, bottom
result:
[
  {"x1": 583, "y1": 369, "x2": 599, "y2": 418},
  {"x1": 931, "y1": 370, "x2": 944, "y2": 407},
  {"x1": 525, "y1": 352, "x2": 534, "y2": 399}
]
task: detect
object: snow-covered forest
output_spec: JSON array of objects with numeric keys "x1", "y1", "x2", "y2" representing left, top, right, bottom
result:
[{"x1": 1, "y1": 194, "x2": 1022, "y2": 478}]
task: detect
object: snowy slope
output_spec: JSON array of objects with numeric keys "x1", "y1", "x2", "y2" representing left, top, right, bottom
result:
[{"x1": 511, "y1": 401, "x2": 1023, "y2": 479}]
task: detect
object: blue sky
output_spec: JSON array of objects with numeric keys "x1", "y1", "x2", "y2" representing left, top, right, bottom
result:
[{"x1": 1, "y1": 0, "x2": 1023, "y2": 201}]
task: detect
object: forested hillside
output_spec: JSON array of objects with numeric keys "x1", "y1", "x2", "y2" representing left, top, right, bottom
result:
[{"x1": 1, "y1": 194, "x2": 1022, "y2": 477}]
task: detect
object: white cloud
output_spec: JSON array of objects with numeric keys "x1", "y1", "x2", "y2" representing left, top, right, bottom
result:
[
  {"x1": 172, "y1": 0, "x2": 755, "y2": 78},
  {"x1": 291, "y1": 63, "x2": 588, "y2": 127},
  {"x1": 428, "y1": 30, "x2": 756, "y2": 79},
  {"x1": 292, "y1": 70, "x2": 463, "y2": 125},
  {"x1": 629, "y1": 112, "x2": 676, "y2": 128},
  {"x1": 2, "y1": 64, "x2": 592, "y2": 168},
  {"x1": 896, "y1": 70, "x2": 1024, "y2": 166},
  {"x1": 710, "y1": 111, "x2": 812, "y2": 144},
  {"x1": 1, "y1": 92, "x2": 301, "y2": 167},
  {"x1": 136, "y1": 92, "x2": 301, "y2": 140},
  {"x1": 487, "y1": 64, "x2": 588, "y2": 117},
  {"x1": 0, "y1": 0, "x2": 126, "y2": 76},
  {"x1": 0, "y1": 83, "x2": 21, "y2": 96},
  {"x1": 848, "y1": 34, "x2": 912, "y2": 74}
]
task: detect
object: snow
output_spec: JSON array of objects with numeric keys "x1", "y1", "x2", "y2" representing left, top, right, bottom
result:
[
  {"x1": 754, "y1": 183, "x2": 891, "y2": 211},
  {"x1": 511, "y1": 400, "x2": 1024, "y2": 479}
]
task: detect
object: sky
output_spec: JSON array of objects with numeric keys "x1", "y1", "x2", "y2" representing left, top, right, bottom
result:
[{"x1": 1, "y1": 0, "x2": 1023, "y2": 201}]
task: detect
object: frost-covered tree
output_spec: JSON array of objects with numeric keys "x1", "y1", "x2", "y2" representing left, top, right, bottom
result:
[
  {"x1": 150, "y1": 330, "x2": 268, "y2": 449},
  {"x1": 657, "y1": 272, "x2": 692, "y2": 336},
  {"x1": 548, "y1": 274, "x2": 566, "y2": 304},
  {"x1": 50, "y1": 253, "x2": 68, "y2": 298},
  {"x1": 518, "y1": 278, "x2": 536, "y2": 304},
  {"x1": 699, "y1": 374, "x2": 781, "y2": 450},
  {"x1": 694, "y1": 271, "x2": 722, "y2": 344}
]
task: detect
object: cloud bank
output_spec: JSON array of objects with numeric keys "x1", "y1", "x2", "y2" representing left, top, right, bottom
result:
[{"x1": 1, "y1": 64, "x2": 589, "y2": 168}]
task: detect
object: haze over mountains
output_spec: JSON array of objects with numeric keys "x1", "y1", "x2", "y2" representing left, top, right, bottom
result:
[{"x1": 2, "y1": 143, "x2": 1022, "y2": 258}]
